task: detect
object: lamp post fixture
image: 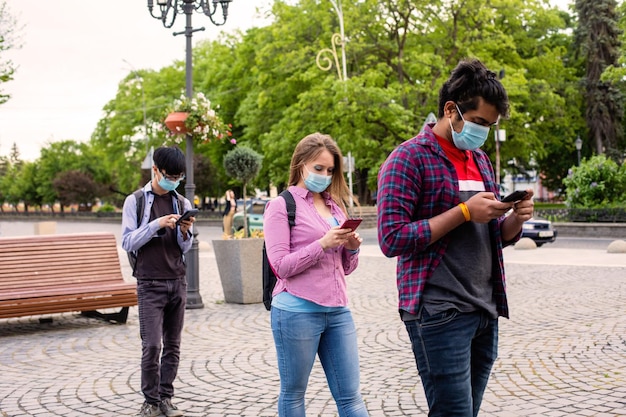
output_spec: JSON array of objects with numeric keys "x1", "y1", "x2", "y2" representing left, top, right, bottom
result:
[
  {"x1": 147, "y1": 0, "x2": 233, "y2": 309},
  {"x1": 316, "y1": 0, "x2": 355, "y2": 206},
  {"x1": 315, "y1": 0, "x2": 347, "y2": 82},
  {"x1": 575, "y1": 135, "x2": 583, "y2": 166}
]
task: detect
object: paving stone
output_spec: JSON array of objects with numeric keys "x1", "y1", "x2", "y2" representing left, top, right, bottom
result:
[{"x1": 0, "y1": 222, "x2": 624, "y2": 416}]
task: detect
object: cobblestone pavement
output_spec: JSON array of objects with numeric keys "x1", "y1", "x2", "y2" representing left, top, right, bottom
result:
[{"x1": 0, "y1": 222, "x2": 625, "y2": 416}]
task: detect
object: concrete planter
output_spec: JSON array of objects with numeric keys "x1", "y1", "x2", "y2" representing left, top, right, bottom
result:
[{"x1": 212, "y1": 238, "x2": 264, "y2": 304}]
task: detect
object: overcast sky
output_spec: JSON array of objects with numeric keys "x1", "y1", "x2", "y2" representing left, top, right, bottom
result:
[
  {"x1": 0, "y1": 0, "x2": 272, "y2": 161},
  {"x1": 1, "y1": 0, "x2": 571, "y2": 162}
]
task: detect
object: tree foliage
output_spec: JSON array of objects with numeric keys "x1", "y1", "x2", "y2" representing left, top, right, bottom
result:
[
  {"x1": 52, "y1": 170, "x2": 104, "y2": 209},
  {"x1": 5, "y1": 0, "x2": 626, "y2": 210},
  {"x1": 575, "y1": 0, "x2": 624, "y2": 156},
  {"x1": 0, "y1": 1, "x2": 21, "y2": 105}
]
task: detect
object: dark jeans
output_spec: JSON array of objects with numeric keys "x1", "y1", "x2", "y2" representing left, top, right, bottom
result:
[
  {"x1": 404, "y1": 309, "x2": 498, "y2": 417},
  {"x1": 137, "y1": 278, "x2": 187, "y2": 405}
]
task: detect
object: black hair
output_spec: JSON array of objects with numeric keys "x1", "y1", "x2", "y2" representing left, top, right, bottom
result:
[
  {"x1": 153, "y1": 146, "x2": 186, "y2": 175},
  {"x1": 437, "y1": 58, "x2": 509, "y2": 118}
]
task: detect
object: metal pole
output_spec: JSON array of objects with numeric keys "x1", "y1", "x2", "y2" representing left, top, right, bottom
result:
[
  {"x1": 332, "y1": 0, "x2": 347, "y2": 82},
  {"x1": 182, "y1": 0, "x2": 203, "y2": 309},
  {"x1": 495, "y1": 127, "x2": 501, "y2": 185},
  {"x1": 347, "y1": 151, "x2": 353, "y2": 207}
]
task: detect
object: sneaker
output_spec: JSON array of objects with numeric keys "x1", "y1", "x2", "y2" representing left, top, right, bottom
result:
[
  {"x1": 139, "y1": 401, "x2": 164, "y2": 417},
  {"x1": 160, "y1": 398, "x2": 183, "y2": 417}
]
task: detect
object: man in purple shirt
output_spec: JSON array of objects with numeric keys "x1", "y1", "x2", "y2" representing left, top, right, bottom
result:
[{"x1": 377, "y1": 59, "x2": 534, "y2": 417}]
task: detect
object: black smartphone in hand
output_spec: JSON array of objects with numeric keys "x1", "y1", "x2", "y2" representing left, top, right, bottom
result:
[
  {"x1": 340, "y1": 218, "x2": 363, "y2": 230},
  {"x1": 501, "y1": 190, "x2": 528, "y2": 203},
  {"x1": 176, "y1": 209, "x2": 199, "y2": 225}
]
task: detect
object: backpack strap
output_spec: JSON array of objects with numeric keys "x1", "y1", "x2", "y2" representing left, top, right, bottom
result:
[
  {"x1": 170, "y1": 190, "x2": 185, "y2": 214},
  {"x1": 136, "y1": 189, "x2": 185, "y2": 226},
  {"x1": 133, "y1": 189, "x2": 144, "y2": 227},
  {"x1": 279, "y1": 190, "x2": 296, "y2": 227}
]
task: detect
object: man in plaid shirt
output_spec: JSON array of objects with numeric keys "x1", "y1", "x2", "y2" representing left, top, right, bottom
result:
[{"x1": 377, "y1": 58, "x2": 534, "y2": 417}]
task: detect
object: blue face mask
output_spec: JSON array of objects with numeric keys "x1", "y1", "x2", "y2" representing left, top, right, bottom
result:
[
  {"x1": 449, "y1": 104, "x2": 491, "y2": 150},
  {"x1": 157, "y1": 172, "x2": 181, "y2": 192},
  {"x1": 304, "y1": 168, "x2": 332, "y2": 193}
]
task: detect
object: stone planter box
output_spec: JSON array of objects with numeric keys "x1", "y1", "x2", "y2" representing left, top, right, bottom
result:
[{"x1": 212, "y1": 238, "x2": 264, "y2": 304}]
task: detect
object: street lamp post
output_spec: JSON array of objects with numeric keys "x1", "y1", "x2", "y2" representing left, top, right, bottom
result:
[
  {"x1": 315, "y1": 0, "x2": 347, "y2": 82},
  {"x1": 147, "y1": 0, "x2": 233, "y2": 309},
  {"x1": 575, "y1": 135, "x2": 583, "y2": 166},
  {"x1": 316, "y1": 0, "x2": 355, "y2": 207}
]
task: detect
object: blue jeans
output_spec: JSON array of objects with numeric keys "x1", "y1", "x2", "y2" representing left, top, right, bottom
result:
[
  {"x1": 271, "y1": 307, "x2": 369, "y2": 417},
  {"x1": 137, "y1": 278, "x2": 187, "y2": 405},
  {"x1": 404, "y1": 309, "x2": 498, "y2": 417}
]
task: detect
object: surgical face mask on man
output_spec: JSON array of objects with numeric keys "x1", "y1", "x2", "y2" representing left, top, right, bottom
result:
[
  {"x1": 449, "y1": 104, "x2": 491, "y2": 150},
  {"x1": 157, "y1": 170, "x2": 182, "y2": 192},
  {"x1": 303, "y1": 167, "x2": 332, "y2": 193}
]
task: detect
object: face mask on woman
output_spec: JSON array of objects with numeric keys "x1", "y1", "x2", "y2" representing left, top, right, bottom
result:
[
  {"x1": 449, "y1": 104, "x2": 491, "y2": 150},
  {"x1": 303, "y1": 167, "x2": 332, "y2": 193}
]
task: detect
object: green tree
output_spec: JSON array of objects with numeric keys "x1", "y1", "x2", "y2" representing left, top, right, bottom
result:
[
  {"x1": 87, "y1": 0, "x2": 593, "y2": 205},
  {"x1": 36, "y1": 140, "x2": 110, "y2": 212},
  {"x1": 52, "y1": 170, "x2": 104, "y2": 210},
  {"x1": 575, "y1": 0, "x2": 624, "y2": 156},
  {"x1": 13, "y1": 161, "x2": 42, "y2": 212}
]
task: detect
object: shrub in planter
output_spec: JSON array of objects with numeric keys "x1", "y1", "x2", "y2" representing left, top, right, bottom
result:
[{"x1": 223, "y1": 146, "x2": 263, "y2": 238}]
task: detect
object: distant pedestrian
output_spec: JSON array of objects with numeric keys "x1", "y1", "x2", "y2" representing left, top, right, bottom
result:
[
  {"x1": 121, "y1": 146, "x2": 195, "y2": 417},
  {"x1": 377, "y1": 58, "x2": 534, "y2": 417},
  {"x1": 263, "y1": 132, "x2": 369, "y2": 417},
  {"x1": 222, "y1": 189, "x2": 236, "y2": 238}
]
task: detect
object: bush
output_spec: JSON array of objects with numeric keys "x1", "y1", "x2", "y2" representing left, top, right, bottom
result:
[
  {"x1": 223, "y1": 146, "x2": 263, "y2": 238},
  {"x1": 97, "y1": 204, "x2": 116, "y2": 213},
  {"x1": 563, "y1": 155, "x2": 626, "y2": 208}
]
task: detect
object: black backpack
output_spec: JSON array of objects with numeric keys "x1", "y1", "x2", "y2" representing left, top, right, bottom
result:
[
  {"x1": 127, "y1": 189, "x2": 185, "y2": 271},
  {"x1": 262, "y1": 190, "x2": 296, "y2": 310}
]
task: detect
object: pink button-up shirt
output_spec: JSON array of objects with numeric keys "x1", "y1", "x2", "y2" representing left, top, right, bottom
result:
[{"x1": 263, "y1": 186, "x2": 359, "y2": 307}]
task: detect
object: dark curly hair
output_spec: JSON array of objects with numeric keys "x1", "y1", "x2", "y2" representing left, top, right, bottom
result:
[{"x1": 437, "y1": 58, "x2": 509, "y2": 119}]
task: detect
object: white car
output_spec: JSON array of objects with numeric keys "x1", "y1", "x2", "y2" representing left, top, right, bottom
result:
[{"x1": 521, "y1": 219, "x2": 557, "y2": 247}]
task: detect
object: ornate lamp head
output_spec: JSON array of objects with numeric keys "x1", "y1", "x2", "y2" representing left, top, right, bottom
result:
[{"x1": 148, "y1": 0, "x2": 232, "y2": 28}]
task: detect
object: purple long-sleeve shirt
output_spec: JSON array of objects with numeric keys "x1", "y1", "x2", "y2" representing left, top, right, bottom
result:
[
  {"x1": 263, "y1": 185, "x2": 359, "y2": 307},
  {"x1": 377, "y1": 124, "x2": 516, "y2": 318}
]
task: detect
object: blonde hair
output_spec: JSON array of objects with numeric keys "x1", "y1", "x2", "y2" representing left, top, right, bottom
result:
[{"x1": 288, "y1": 132, "x2": 358, "y2": 215}]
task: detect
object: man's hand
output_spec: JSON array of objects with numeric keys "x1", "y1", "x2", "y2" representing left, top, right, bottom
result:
[
  {"x1": 464, "y1": 192, "x2": 514, "y2": 223},
  {"x1": 501, "y1": 189, "x2": 535, "y2": 241},
  {"x1": 159, "y1": 214, "x2": 180, "y2": 230},
  {"x1": 178, "y1": 217, "x2": 195, "y2": 239}
]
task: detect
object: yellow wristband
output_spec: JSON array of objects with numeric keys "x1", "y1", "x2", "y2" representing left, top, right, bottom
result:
[{"x1": 458, "y1": 202, "x2": 471, "y2": 222}]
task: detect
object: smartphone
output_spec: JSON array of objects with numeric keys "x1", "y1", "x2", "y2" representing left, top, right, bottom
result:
[
  {"x1": 501, "y1": 190, "x2": 529, "y2": 203},
  {"x1": 340, "y1": 218, "x2": 363, "y2": 230},
  {"x1": 176, "y1": 209, "x2": 199, "y2": 225}
]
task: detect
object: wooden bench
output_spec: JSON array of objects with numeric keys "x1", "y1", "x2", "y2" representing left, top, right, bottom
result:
[{"x1": 0, "y1": 232, "x2": 137, "y2": 324}]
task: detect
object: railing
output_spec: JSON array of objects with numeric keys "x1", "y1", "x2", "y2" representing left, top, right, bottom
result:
[{"x1": 3, "y1": 207, "x2": 626, "y2": 239}]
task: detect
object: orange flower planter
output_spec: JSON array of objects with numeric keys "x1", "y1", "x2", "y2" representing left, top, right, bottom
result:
[{"x1": 164, "y1": 112, "x2": 190, "y2": 134}]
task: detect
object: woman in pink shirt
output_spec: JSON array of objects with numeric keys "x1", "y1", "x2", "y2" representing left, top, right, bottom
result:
[{"x1": 263, "y1": 133, "x2": 369, "y2": 417}]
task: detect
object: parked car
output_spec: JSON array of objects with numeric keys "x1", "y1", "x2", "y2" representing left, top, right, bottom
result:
[
  {"x1": 232, "y1": 199, "x2": 268, "y2": 232},
  {"x1": 520, "y1": 218, "x2": 557, "y2": 246}
]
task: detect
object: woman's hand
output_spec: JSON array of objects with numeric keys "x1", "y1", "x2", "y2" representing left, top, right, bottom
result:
[
  {"x1": 344, "y1": 231, "x2": 363, "y2": 251},
  {"x1": 319, "y1": 227, "x2": 355, "y2": 250}
]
